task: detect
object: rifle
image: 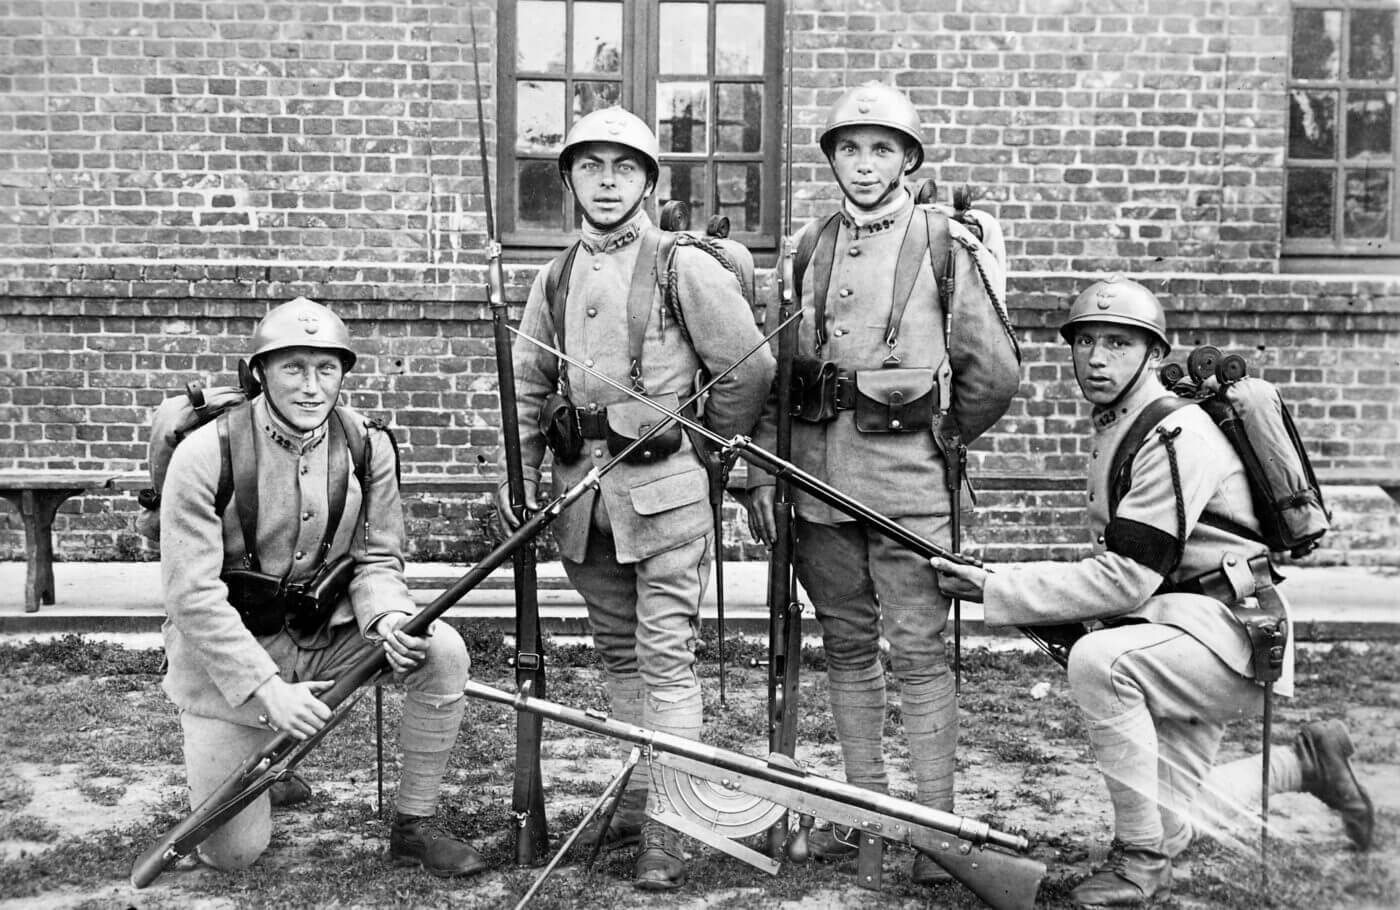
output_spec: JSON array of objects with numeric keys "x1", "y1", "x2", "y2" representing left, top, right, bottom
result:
[
  {"x1": 758, "y1": 8, "x2": 806, "y2": 859},
  {"x1": 507, "y1": 326, "x2": 1076, "y2": 667},
  {"x1": 468, "y1": 678, "x2": 1045, "y2": 910},
  {"x1": 129, "y1": 320, "x2": 792, "y2": 890},
  {"x1": 468, "y1": 4, "x2": 549, "y2": 865}
]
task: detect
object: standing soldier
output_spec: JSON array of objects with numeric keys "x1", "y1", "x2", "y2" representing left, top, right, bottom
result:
[
  {"x1": 744, "y1": 82, "x2": 1020, "y2": 884},
  {"x1": 494, "y1": 107, "x2": 775, "y2": 890},
  {"x1": 934, "y1": 276, "x2": 1373, "y2": 907},
  {"x1": 160, "y1": 297, "x2": 487, "y2": 878}
]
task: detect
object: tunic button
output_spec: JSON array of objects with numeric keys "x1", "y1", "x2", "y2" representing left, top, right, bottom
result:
[
  {"x1": 300, "y1": 464, "x2": 309, "y2": 475},
  {"x1": 584, "y1": 358, "x2": 594, "y2": 368},
  {"x1": 294, "y1": 551, "x2": 306, "y2": 560},
  {"x1": 838, "y1": 288, "x2": 852, "y2": 297},
  {"x1": 587, "y1": 402, "x2": 599, "y2": 412},
  {"x1": 302, "y1": 511, "x2": 313, "y2": 522},
  {"x1": 587, "y1": 307, "x2": 598, "y2": 317},
  {"x1": 1096, "y1": 534, "x2": 1105, "y2": 545},
  {"x1": 1089, "y1": 493, "x2": 1095, "y2": 502},
  {"x1": 592, "y1": 262, "x2": 602, "y2": 271},
  {"x1": 1091, "y1": 450, "x2": 1099, "y2": 459},
  {"x1": 849, "y1": 247, "x2": 861, "y2": 257},
  {"x1": 1225, "y1": 555, "x2": 1238, "y2": 566},
  {"x1": 593, "y1": 448, "x2": 603, "y2": 458}
]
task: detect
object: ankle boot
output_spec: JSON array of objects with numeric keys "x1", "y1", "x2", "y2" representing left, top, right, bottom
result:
[
  {"x1": 911, "y1": 851, "x2": 954, "y2": 885},
  {"x1": 633, "y1": 819, "x2": 686, "y2": 891},
  {"x1": 1295, "y1": 719, "x2": 1375, "y2": 850},
  {"x1": 389, "y1": 814, "x2": 488, "y2": 878},
  {"x1": 269, "y1": 772, "x2": 312, "y2": 808},
  {"x1": 1069, "y1": 840, "x2": 1170, "y2": 907},
  {"x1": 577, "y1": 787, "x2": 647, "y2": 854},
  {"x1": 807, "y1": 822, "x2": 859, "y2": 861}
]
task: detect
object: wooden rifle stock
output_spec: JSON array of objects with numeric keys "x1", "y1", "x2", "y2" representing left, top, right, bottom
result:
[
  {"x1": 466, "y1": 679, "x2": 1044, "y2": 910},
  {"x1": 469, "y1": 3, "x2": 549, "y2": 862},
  {"x1": 508, "y1": 326, "x2": 1076, "y2": 668},
  {"x1": 129, "y1": 487, "x2": 590, "y2": 888},
  {"x1": 131, "y1": 312, "x2": 789, "y2": 888}
]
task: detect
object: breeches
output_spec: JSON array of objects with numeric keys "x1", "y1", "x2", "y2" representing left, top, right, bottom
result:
[
  {"x1": 181, "y1": 620, "x2": 471, "y2": 870},
  {"x1": 793, "y1": 516, "x2": 951, "y2": 681},
  {"x1": 562, "y1": 522, "x2": 711, "y2": 694}
]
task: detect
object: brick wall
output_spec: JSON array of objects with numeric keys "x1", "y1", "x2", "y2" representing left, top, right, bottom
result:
[{"x1": 1, "y1": 0, "x2": 1397, "y2": 567}]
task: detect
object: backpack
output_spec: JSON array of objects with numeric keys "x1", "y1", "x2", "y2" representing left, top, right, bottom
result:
[
  {"x1": 1109, "y1": 350, "x2": 1330, "y2": 560},
  {"x1": 135, "y1": 371, "x2": 385, "y2": 545}
]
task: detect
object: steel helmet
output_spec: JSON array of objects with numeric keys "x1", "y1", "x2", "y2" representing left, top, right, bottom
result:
[
  {"x1": 251, "y1": 296, "x2": 357, "y2": 370},
  {"x1": 819, "y1": 82, "x2": 925, "y2": 173},
  {"x1": 558, "y1": 107, "x2": 660, "y2": 182},
  {"x1": 1060, "y1": 275, "x2": 1171, "y2": 354}
]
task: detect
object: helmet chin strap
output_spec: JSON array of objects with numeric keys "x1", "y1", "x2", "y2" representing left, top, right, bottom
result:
[
  {"x1": 567, "y1": 176, "x2": 654, "y2": 232},
  {"x1": 252, "y1": 362, "x2": 333, "y2": 433},
  {"x1": 832, "y1": 164, "x2": 905, "y2": 212}
]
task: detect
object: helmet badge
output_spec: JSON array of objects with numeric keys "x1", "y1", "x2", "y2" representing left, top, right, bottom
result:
[
  {"x1": 604, "y1": 113, "x2": 626, "y2": 136},
  {"x1": 298, "y1": 312, "x2": 322, "y2": 334}
]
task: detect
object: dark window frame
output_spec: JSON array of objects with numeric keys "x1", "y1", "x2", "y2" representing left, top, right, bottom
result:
[
  {"x1": 496, "y1": 0, "x2": 784, "y2": 260},
  {"x1": 1284, "y1": 1, "x2": 1400, "y2": 265}
]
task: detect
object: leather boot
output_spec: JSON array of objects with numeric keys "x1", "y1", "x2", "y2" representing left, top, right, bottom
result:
[
  {"x1": 633, "y1": 819, "x2": 686, "y2": 891},
  {"x1": 1068, "y1": 840, "x2": 1171, "y2": 907},
  {"x1": 389, "y1": 814, "x2": 488, "y2": 878},
  {"x1": 807, "y1": 822, "x2": 859, "y2": 861},
  {"x1": 1295, "y1": 719, "x2": 1375, "y2": 850},
  {"x1": 268, "y1": 772, "x2": 312, "y2": 809},
  {"x1": 577, "y1": 787, "x2": 647, "y2": 855}
]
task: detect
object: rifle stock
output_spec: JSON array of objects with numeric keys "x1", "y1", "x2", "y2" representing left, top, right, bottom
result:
[
  {"x1": 131, "y1": 313, "x2": 790, "y2": 888},
  {"x1": 466, "y1": 679, "x2": 1044, "y2": 910}
]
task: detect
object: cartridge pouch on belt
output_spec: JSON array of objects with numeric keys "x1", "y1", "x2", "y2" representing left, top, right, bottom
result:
[
  {"x1": 540, "y1": 391, "x2": 585, "y2": 464},
  {"x1": 789, "y1": 357, "x2": 939, "y2": 434},
  {"x1": 1163, "y1": 553, "x2": 1288, "y2": 684},
  {"x1": 605, "y1": 393, "x2": 685, "y2": 465},
  {"x1": 222, "y1": 554, "x2": 356, "y2": 639}
]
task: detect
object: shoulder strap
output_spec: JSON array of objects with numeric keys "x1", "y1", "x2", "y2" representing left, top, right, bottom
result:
[
  {"x1": 222, "y1": 402, "x2": 260, "y2": 571},
  {"x1": 926, "y1": 208, "x2": 953, "y2": 310},
  {"x1": 1107, "y1": 396, "x2": 1193, "y2": 515},
  {"x1": 320, "y1": 412, "x2": 351, "y2": 563},
  {"x1": 885, "y1": 209, "x2": 952, "y2": 359},
  {"x1": 624, "y1": 228, "x2": 664, "y2": 391},
  {"x1": 546, "y1": 240, "x2": 583, "y2": 353},
  {"x1": 798, "y1": 213, "x2": 842, "y2": 352}
]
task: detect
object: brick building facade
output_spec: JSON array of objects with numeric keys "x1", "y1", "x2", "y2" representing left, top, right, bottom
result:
[{"x1": 1, "y1": 0, "x2": 1396, "y2": 566}]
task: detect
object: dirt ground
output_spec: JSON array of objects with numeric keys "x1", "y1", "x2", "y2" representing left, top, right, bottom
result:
[{"x1": 0, "y1": 637, "x2": 1397, "y2": 910}]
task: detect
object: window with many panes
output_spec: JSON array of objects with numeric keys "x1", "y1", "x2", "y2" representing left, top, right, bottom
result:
[
  {"x1": 498, "y1": 0, "x2": 782, "y2": 255},
  {"x1": 1285, "y1": 3, "x2": 1398, "y2": 258}
]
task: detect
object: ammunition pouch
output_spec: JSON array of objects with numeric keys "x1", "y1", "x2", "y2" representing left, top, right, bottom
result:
[
  {"x1": 853, "y1": 367, "x2": 938, "y2": 434},
  {"x1": 605, "y1": 394, "x2": 685, "y2": 465},
  {"x1": 789, "y1": 356, "x2": 839, "y2": 424},
  {"x1": 1164, "y1": 554, "x2": 1288, "y2": 685},
  {"x1": 222, "y1": 555, "x2": 356, "y2": 639},
  {"x1": 540, "y1": 391, "x2": 584, "y2": 464}
]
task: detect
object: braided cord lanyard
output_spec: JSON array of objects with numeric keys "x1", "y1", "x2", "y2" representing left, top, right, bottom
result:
[{"x1": 1155, "y1": 425, "x2": 1187, "y2": 572}]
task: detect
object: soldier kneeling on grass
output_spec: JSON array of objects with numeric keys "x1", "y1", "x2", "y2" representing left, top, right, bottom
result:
[
  {"x1": 158, "y1": 297, "x2": 488, "y2": 878},
  {"x1": 934, "y1": 277, "x2": 1373, "y2": 908}
]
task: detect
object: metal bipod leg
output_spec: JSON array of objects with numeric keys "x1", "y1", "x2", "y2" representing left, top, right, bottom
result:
[{"x1": 514, "y1": 748, "x2": 642, "y2": 910}]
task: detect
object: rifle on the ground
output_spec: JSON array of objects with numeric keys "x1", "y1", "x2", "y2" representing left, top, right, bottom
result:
[
  {"x1": 467, "y1": 678, "x2": 1044, "y2": 910},
  {"x1": 507, "y1": 326, "x2": 1076, "y2": 667},
  {"x1": 469, "y1": 4, "x2": 549, "y2": 864},
  {"x1": 128, "y1": 320, "x2": 791, "y2": 890}
]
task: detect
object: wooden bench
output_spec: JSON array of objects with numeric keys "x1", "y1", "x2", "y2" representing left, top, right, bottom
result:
[{"x1": 0, "y1": 470, "x2": 120, "y2": 612}]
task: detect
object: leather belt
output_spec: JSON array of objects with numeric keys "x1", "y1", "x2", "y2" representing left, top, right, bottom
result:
[
  {"x1": 1165, "y1": 554, "x2": 1274, "y2": 604},
  {"x1": 571, "y1": 406, "x2": 609, "y2": 439},
  {"x1": 834, "y1": 371, "x2": 857, "y2": 410}
]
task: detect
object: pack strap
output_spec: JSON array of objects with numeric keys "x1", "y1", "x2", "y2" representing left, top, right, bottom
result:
[
  {"x1": 224, "y1": 402, "x2": 261, "y2": 572},
  {"x1": 798, "y1": 213, "x2": 841, "y2": 352},
  {"x1": 624, "y1": 229, "x2": 664, "y2": 391},
  {"x1": 546, "y1": 240, "x2": 583, "y2": 396},
  {"x1": 1106, "y1": 395, "x2": 1193, "y2": 515},
  {"x1": 321, "y1": 412, "x2": 350, "y2": 561}
]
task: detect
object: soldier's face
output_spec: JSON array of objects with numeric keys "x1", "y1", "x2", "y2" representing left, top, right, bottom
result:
[
  {"x1": 567, "y1": 142, "x2": 653, "y2": 229},
  {"x1": 828, "y1": 126, "x2": 917, "y2": 210},
  {"x1": 1071, "y1": 323, "x2": 1160, "y2": 406},
  {"x1": 260, "y1": 346, "x2": 345, "y2": 432}
]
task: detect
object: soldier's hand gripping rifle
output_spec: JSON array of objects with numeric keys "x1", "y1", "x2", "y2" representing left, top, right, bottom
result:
[
  {"x1": 508, "y1": 327, "x2": 1076, "y2": 667},
  {"x1": 468, "y1": 4, "x2": 549, "y2": 864},
  {"x1": 128, "y1": 318, "x2": 794, "y2": 890},
  {"x1": 468, "y1": 679, "x2": 1045, "y2": 910}
]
